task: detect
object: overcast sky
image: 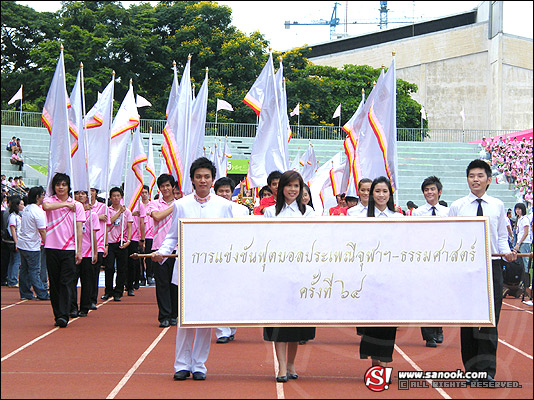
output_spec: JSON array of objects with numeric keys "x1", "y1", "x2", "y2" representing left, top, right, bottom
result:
[{"x1": 17, "y1": 1, "x2": 534, "y2": 51}]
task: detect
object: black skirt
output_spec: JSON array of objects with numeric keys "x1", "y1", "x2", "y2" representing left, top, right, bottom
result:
[
  {"x1": 263, "y1": 327, "x2": 316, "y2": 342},
  {"x1": 359, "y1": 327, "x2": 397, "y2": 363}
]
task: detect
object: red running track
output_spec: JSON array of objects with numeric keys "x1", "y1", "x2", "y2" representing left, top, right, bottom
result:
[{"x1": 1, "y1": 285, "x2": 532, "y2": 399}]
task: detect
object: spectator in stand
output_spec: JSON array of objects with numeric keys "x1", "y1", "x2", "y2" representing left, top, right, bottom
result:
[
  {"x1": 10, "y1": 148, "x2": 23, "y2": 171},
  {"x1": 17, "y1": 186, "x2": 49, "y2": 301},
  {"x1": 18, "y1": 176, "x2": 28, "y2": 193},
  {"x1": 15, "y1": 138, "x2": 22, "y2": 154},
  {"x1": 7, "y1": 195, "x2": 25, "y2": 287},
  {"x1": 1, "y1": 175, "x2": 7, "y2": 188},
  {"x1": 514, "y1": 203, "x2": 532, "y2": 274},
  {"x1": 6, "y1": 137, "x2": 17, "y2": 152}
]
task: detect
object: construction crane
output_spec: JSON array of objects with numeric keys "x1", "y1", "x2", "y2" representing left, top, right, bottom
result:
[{"x1": 284, "y1": 1, "x2": 421, "y2": 41}]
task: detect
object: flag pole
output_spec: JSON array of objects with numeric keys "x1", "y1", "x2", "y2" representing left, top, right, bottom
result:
[
  {"x1": 215, "y1": 108, "x2": 218, "y2": 137},
  {"x1": 20, "y1": 85, "x2": 23, "y2": 126},
  {"x1": 80, "y1": 62, "x2": 95, "y2": 258},
  {"x1": 103, "y1": 71, "x2": 116, "y2": 249},
  {"x1": 392, "y1": 51, "x2": 399, "y2": 206},
  {"x1": 297, "y1": 105, "x2": 300, "y2": 139},
  {"x1": 120, "y1": 78, "x2": 134, "y2": 247}
]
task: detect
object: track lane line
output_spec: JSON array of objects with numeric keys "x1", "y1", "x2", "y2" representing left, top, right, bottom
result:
[
  {"x1": 1, "y1": 298, "x2": 112, "y2": 362},
  {"x1": 271, "y1": 342, "x2": 285, "y2": 399},
  {"x1": 498, "y1": 339, "x2": 533, "y2": 360},
  {"x1": 107, "y1": 327, "x2": 170, "y2": 399},
  {"x1": 503, "y1": 301, "x2": 533, "y2": 315},
  {"x1": 394, "y1": 344, "x2": 451, "y2": 399},
  {"x1": 1, "y1": 299, "x2": 29, "y2": 310}
]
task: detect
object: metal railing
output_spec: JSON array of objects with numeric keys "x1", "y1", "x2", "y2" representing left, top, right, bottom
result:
[{"x1": 1, "y1": 110, "x2": 520, "y2": 142}]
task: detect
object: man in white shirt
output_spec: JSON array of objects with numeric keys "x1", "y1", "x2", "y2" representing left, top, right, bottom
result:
[
  {"x1": 152, "y1": 157, "x2": 233, "y2": 382},
  {"x1": 449, "y1": 159, "x2": 517, "y2": 382},
  {"x1": 413, "y1": 176, "x2": 449, "y2": 348}
]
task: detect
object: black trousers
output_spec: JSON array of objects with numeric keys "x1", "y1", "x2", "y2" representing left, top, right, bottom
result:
[
  {"x1": 103, "y1": 242, "x2": 128, "y2": 297},
  {"x1": 360, "y1": 327, "x2": 397, "y2": 363},
  {"x1": 71, "y1": 257, "x2": 96, "y2": 313},
  {"x1": 90, "y1": 252, "x2": 103, "y2": 304},
  {"x1": 421, "y1": 327, "x2": 443, "y2": 341},
  {"x1": 154, "y1": 255, "x2": 178, "y2": 322},
  {"x1": 45, "y1": 249, "x2": 75, "y2": 322},
  {"x1": 143, "y1": 238, "x2": 154, "y2": 279},
  {"x1": 126, "y1": 241, "x2": 139, "y2": 291},
  {"x1": 461, "y1": 260, "x2": 503, "y2": 378}
]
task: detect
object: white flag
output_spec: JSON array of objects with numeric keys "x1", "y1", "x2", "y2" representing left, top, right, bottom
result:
[
  {"x1": 243, "y1": 55, "x2": 271, "y2": 116},
  {"x1": 8, "y1": 85, "x2": 23, "y2": 105},
  {"x1": 246, "y1": 53, "x2": 288, "y2": 188},
  {"x1": 460, "y1": 107, "x2": 465, "y2": 122},
  {"x1": 300, "y1": 143, "x2": 317, "y2": 184},
  {"x1": 85, "y1": 77, "x2": 114, "y2": 192},
  {"x1": 146, "y1": 129, "x2": 156, "y2": 199},
  {"x1": 332, "y1": 103, "x2": 341, "y2": 119},
  {"x1": 124, "y1": 126, "x2": 147, "y2": 211},
  {"x1": 68, "y1": 68, "x2": 89, "y2": 193},
  {"x1": 42, "y1": 50, "x2": 72, "y2": 195},
  {"x1": 108, "y1": 82, "x2": 140, "y2": 187},
  {"x1": 290, "y1": 103, "x2": 300, "y2": 117},
  {"x1": 420, "y1": 106, "x2": 427, "y2": 120},
  {"x1": 216, "y1": 99, "x2": 233, "y2": 112},
  {"x1": 136, "y1": 94, "x2": 152, "y2": 108}
]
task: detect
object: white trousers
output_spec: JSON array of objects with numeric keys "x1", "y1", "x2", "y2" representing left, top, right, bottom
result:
[
  {"x1": 215, "y1": 327, "x2": 237, "y2": 339},
  {"x1": 174, "y1": 327, "x2": 212, "y2": 374}
]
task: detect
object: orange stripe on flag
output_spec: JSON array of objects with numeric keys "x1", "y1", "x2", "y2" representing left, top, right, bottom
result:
[{"x1": 368, "y1": 103, "x2": 392, "y2": 182}]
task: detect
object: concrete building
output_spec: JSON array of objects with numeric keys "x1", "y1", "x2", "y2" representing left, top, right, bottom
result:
[{"x1": 308, "y1": 1, "x2": 533, "y2": 133}]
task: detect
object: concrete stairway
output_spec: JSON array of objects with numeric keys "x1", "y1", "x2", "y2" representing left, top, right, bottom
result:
[{"x1": 1, "y1": 125, "x2": 520, "y2": 210}]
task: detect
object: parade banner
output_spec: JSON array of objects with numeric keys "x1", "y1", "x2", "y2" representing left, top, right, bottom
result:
[{"x1": 176, "y1": 217, "x2": 493, "y2": 328}]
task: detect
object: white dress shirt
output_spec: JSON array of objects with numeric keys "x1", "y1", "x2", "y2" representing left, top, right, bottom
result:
[
  {"x1": 263, "y1": 201, "x2": 315, "y2": 218},
  {"x1": 448, "y1": 192, "x2": 511, "y2": 259},
  {"x1": 372, "y1": 207, "x2": 404, "y2": 218},
  {"x1": 347, "y1": 202, "x2": 368, "y2": 217},
  {"x1": 412, "y1": 202, "x2": 450, "y2": 217},
  {"x1": 231, "y1": 201, "x2": 250, "y2": 217}
]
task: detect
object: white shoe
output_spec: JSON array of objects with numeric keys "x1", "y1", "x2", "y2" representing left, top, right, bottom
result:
[{"x1": 522, "y1": 300, "x2": 533, "y2": 306}]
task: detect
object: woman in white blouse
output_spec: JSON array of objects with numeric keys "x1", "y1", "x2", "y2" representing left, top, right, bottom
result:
[
  {"x1": 513, "y1": 203, "x2": 531, "y2": 273},
  {"x1": 360, "y1": 176, "x2": 402, "y2": 370},
  {"x1": 263, "y1": 171, "x2": 314, "y2": 382}
]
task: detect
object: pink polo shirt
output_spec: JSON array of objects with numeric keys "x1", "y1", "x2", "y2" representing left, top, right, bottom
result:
[
  {"x1": 147, "y1": 197, "x2": 174, "y2": 250},
  {"x1": 91, "y1": 200, "x2": 107, "y2": 253},
  {"x1": 142, "y1": 201, "x2": 154, "y2": 239},
  {"x1": 130, "y1": 201, "x2": 146, "y2": 242},
  {"x1": 43, "y1": 195, "x2": 87, "y2": 251},
  {"x1": 81, "y1": 210, "x2": 100, "y2": 258},
  {"x1": 107, "y1": 206, "x2": 133, "y2": 244}
]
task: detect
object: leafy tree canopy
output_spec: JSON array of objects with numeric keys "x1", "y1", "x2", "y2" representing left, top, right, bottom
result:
[{"x1": 1, "y1": 1, "x2": 426, "y2": 128}]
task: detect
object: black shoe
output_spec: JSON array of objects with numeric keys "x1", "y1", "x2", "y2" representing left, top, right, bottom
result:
[
  {"x1": 78, "y1": 310, "x2": 88, "y2": 317},
  {"x1": 299, "y1": 340, "x2": 308, "y2": 345},
  {"x1": 21, "y1": 296, "x2": 36, "y2": 300},
  {"x1": 173, "y1": 370, "x2": 190, "y2": 381},
  {"x1": 466, "y1": 378, "x2": 478, "y2": 385},
  {"x1": 276, "y1": 375, "x2": 288, "y2": 383},
  {"x1": 479, "y1": 375, "x2": 496, "y2": 383},
  {"x1": 55, "y1": 318, "x2": 68, "y2": 328},
  {"x1": 70, "y1": 310, "x2": 79, "y2": 318},
  {"x1": 147, "y1": 277, "x2": 155, "y2": 286},
  {"x1": 426, "y1": 339, "x2": 437, "y2": 348},
  {"x1": 216, "y1": 336, "x2": 230, "y2": 343},
  {"x1": 436, "y1": 333, "x2": 443, "y2": 344},
  {"x1": 36, "y1": 296, "x2": 50, "y2": 300},
  {"x1": 113, "y1": 296, "x2": 121, "y2": 301},
  {"x1": 133, "y1": 284, "x2": 139, "y2": 290},
  {"x1": 229, "y1": 334, "x2": 235, "y2": 341},
  {"x1": 90, "y1": 303, "x2": 98, "y2": 310},
  {"x1": 170, "y1": 318, "x2": 177, "y2": 326},
  {"x1": 288, "y1": 373, "x2": 298, "y2": 380},
  {"x1": 127, "y1": 290, "x2": 135, "y2": 296},
  {"x1": 159, "y1": 319, "x2": 170, "y2": 328},
  {"x1": 192, "y1": 372, "x2": 206, "y2": 381},
  {"x1": 139, "y1": 280, "x2": 146, "y2": 286},
  {"x1": 101, "y1": 294, "x2": 111, "y2": 300}
]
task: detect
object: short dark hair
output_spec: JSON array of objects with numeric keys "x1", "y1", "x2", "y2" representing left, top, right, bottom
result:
[
  {"x1": 28, "y1": 186, "x2": 46, "y2": 205},
  {"x1": 51, "y1": 173, "x2": 71, "y2": 196},
  {"x1": 421, "y1": 176, "x2": 443, "y2": 193},
  {"x1": 466, "y1": 159, "x2": 492, "y2": 178},
  {"x1": 142, "y1": 185, "x2": 149, "y2": 192},
  {"x1": 157, "y1": 173, "x2": 175, "y2": 189},
  {"x1": 406, "y1": 201, "x2": 418, "y2": 209},
  {"x1": 190, "y1": 157, "x2": 216, "y2": 181},
  {"x1": 367, "y1": 176, "x2": 395, "y2": 217},
  {"x1": 109, "y1": 187, "x2": 123, "y2": 197},
  {"x1": 267, "y1": 170, "x2": 282, "y2": 186},
  {"x1": 275, "y1": 171, "x2": 306, "y2": 215},
  {"x1": 514, "y1": 203, "x2": 527, "y2": 217},
  {"x1": 438, "y1": 200, "x2": 448, "y2": 207},
  {"x1": 358, "y1": 178, "x2": 372, "y2": 191},
  {"x1": 258, "y1": 185, "x2": 272, "y2": 198},
  {"x1": 214, "y1": 177, "x2": 235, "y2": 193}
]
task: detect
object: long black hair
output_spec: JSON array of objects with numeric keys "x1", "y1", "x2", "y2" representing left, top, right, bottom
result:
[
  {"x1": 302, "y1": 183, "x2": 314, "y2": 210},
  {"x1": 275, "y1": 171, "x2": 306, "y2": 216},
  {"x1": 367, "y1": 176, "x2": 395, "y2": 217}
]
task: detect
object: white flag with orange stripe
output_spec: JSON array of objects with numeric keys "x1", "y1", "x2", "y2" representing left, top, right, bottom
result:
[
  {"x1": 145, "y1": 129, "x2": 156, "y2": 199},
  {"x1": 42, "y1": 48, "x2": 74, "y2": 195},
  {"x1": 68, "y1": 68, "x2": 89, "y2": 193},
  {"x1": 124, "y1": 126, "x2": 147, "y2": 211},
  {"x1": 108, "y1": 81, "x2": 139, "y2": 187}
]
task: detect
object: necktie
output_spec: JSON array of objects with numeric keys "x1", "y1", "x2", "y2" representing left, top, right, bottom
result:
[
  {"x1": 476, "y1": 199, "x2": 483, "y2": 216},
  {"x1": 431, "y1": 206, "x2": 436, "y2": 216}
]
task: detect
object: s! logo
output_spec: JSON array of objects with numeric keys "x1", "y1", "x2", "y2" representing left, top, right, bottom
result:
[{"x1": 364, "y1": 366, "x2": 393, "y2": 392}]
